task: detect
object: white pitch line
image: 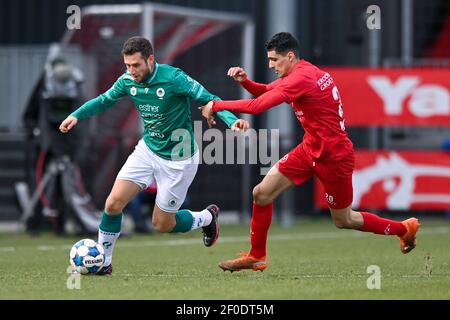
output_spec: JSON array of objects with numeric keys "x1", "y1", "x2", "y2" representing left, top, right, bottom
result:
[
  {"x1": 37, "y1": 245, "x2": 57, "y2": 251},
  {"x1": 0, "y1": 226, "x2": 449, "y2": 253},
  {"x1": 116, "y1": 226, "x2": 450, "y2": 248},
  {"x1": 87, "y1": 272, "x2": 450, "y2": 279}
]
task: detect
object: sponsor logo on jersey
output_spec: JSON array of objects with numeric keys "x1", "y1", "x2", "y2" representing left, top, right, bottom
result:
[
  {"x1": 149, "y1": 131, "x2": 165, "y2": 138},
  {"x1": 139, "y1": 104, "x2": 159, "y2": 112},
  {"x1": 130, "y1": 87, "x2": 137, "y2": 96},
  {"x1": 156, "y1": 88, "x2": 165, "y2": 99},
  {"x1": 317, "y1": 73, "x2": 334, "y2": 91},
  {"x1": 294, "y1": 110, "x2": 304, "y2": 122}
]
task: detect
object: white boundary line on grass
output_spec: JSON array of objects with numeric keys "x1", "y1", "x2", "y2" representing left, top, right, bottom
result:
[{"x1": 0, "y1": 226, "x2": 449, "y2": 252}]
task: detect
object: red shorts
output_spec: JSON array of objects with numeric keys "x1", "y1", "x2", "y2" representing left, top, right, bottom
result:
[{"x1": 277, "y1": 143, "x2": 355, "y2": 209}]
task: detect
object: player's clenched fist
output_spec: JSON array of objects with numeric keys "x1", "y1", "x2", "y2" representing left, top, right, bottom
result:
[
  {"x1": 200, "y1": 101, "x2": 216, "y2": 128},
  {"x1": 227, "y1": 67, "x2": 248, "y2": 83},
  {"x1": 231, "y1": 119, "x2": 250, "y2": 132},
  {"x1": 59, "y1": 115, "x2": 78, "y2": 133}
]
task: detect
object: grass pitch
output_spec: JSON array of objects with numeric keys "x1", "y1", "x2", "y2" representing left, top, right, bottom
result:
[{"x1": 0, "y1": 218, "x2": 449, "y2": 300}]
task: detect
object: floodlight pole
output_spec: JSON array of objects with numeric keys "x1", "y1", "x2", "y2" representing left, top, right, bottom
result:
[
  {"x1": 367, "y1": 8, "x2": 381, "y2": 151},
  {"x1": 240, "y1": 21, "x2": 256, "y2": 224},
  {"x1": 264, "y1": 0, "x2": 297, "y2": 228},
  {"x1": 401, "y1": 0, "x2": 413, "y2": 67},
  {"x1": 142, "y1": 3, "x2": 154, "y2": 44}
]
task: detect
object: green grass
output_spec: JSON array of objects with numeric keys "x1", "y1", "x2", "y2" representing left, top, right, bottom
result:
[{"x1": 0, "y1": 218, "x2": 449, "y2": 299}]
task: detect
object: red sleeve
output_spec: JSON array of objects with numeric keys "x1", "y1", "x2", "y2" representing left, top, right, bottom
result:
[
  {"x1": 240, "y1": 78, "x2": 283, "y2": 97},
  {"x1": 212, "y1": 88, "x2": 288, "y2": 115},
  {"x1": 240, "y1": 79, "x2": 269, "y2": 97},
  {"x1": 266, "y1": 78, "x2": 283, "y2": 90}
]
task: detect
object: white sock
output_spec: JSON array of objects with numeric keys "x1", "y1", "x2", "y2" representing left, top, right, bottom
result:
[
  {"x1": 189, "y1": 209, "x2": 213, "y2": 230},
  {"x1": 98, "y1": 229, "x2": 120, "y2": 266}
]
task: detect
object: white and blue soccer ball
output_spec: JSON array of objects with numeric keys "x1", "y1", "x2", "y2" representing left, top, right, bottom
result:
[{"x1": 69, "y1": 239, "x2": 105, "y2": 274}]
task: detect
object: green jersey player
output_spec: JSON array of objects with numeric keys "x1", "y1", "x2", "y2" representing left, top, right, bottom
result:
[{"x1": 59, "y1": 36, "x2": 249, "y2": 275}]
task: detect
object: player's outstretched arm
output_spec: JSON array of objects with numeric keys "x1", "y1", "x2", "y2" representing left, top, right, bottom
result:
[
  {"x1": 201, "y1": 101, "x2": 249, "y2": 131},
  {"x1": 200, "y1": 102, "x2": 249, "y2": 132},
  {"x1": 59, "y1": 115, "x2": 78, "y2": 133},
  {"x1": 211, "y1": 88, "x2": 287, "y2": 115}
]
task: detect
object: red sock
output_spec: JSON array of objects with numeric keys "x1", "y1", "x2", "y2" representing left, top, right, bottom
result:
[
  {"x1": 361, "y1": 212, "x2": 406, "y2": 236},
  {"x1": 249, "y1": 202, "x2": 273, "y2": 259}
]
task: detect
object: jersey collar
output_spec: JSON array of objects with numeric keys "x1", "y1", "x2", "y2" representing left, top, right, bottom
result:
[{"x1": 144, "y1": 62, "x2": 159, "y2": 84}]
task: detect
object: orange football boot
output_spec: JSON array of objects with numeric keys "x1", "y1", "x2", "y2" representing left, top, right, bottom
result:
[
  {"x1": 218, "y1": 252, "x2": 267, "y2": 272},
  {"x1": 397, "y1": 218, "x2": 420, "y2": 254}
]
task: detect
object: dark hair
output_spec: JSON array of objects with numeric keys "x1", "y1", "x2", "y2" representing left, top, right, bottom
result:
[
  {"x1": 122, "y1": 36, "x2": 154, "y2": 59},
  {"x1": 265, "y1": 32, "x2": 299, "y2": 57}
]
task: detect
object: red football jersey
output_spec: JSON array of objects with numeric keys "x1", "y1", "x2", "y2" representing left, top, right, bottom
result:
[{"x1": 213, "y1": 59, "x2": 354, "y2": 160}]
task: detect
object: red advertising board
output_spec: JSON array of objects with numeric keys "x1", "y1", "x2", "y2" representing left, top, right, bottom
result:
[
  {"x1": 324, "y1": 68, "x2": 450, "y2": 126},
  {"x1": 314, "y1": 151, "x2": 450, "y2": 210}
]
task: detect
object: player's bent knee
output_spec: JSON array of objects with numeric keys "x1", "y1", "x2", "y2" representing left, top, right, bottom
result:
[
  {"x1": 105, "y1": 196, "x2": 127, "y2": 214},
  {"x1": 252, "y1": 186, "x2": 272, "y2": 206}
]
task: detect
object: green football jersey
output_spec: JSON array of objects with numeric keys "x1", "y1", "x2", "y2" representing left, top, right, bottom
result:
[{"x1": 71, "y1": 63, "x2": 238, "y2": 160}]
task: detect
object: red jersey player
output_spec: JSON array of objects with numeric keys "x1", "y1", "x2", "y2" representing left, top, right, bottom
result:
[{"x1": 201, "y1": 32, "x2": 420, "y2": 272}]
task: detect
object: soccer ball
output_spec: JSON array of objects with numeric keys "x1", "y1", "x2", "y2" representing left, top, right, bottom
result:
[{"x1": 69, "y1": 239, "x2": 105, "y2": 274}]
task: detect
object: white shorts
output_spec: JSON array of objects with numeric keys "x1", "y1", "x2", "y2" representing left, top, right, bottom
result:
[{"x1": 116, "y1": 139, "x2": 199, "y2": 212}]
